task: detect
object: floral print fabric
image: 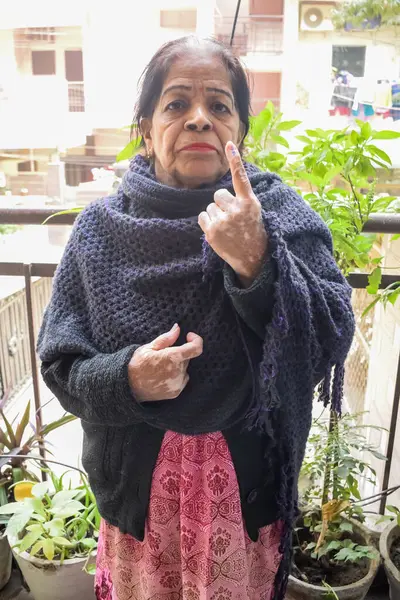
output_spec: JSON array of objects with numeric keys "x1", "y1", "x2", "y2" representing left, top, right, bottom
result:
[{"x1": 95, "y1": 430, "x2": 282, "y2": 600}]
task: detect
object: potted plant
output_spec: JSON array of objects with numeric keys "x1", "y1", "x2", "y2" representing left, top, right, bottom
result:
[
  {"x1": 379, "y1": 506, "x2": 400, "y2": 599},
  {"x1": 288, "y1": 411, "x2": 382, "y2": 599},
  {"x1": 0, "y1": 394, "x2": 76, "y2": 590},
  {"x1": 0, "y1": 468, "x2": 99, "y2": 600}
]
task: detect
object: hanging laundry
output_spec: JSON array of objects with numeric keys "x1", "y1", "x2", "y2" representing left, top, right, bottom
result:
[
  {"x1": 374, "y1": 80, "x2": 392, "y2": 118},
  {"x1": 391, "y1": 81, "x2": 400, "y2": 122},
  {"x1": 330, "y1": 83, "x2": 357, "y2": 116}
]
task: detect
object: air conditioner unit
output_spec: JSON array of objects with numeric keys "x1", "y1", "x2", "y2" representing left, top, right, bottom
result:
[{"x1": 300, "y1": 3, "x2": 336, "y2": 32}]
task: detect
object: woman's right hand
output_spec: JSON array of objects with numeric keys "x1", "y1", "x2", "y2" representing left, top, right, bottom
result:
[{"x1": 128, "y1": 324, "x2": 203, "y2": 402}]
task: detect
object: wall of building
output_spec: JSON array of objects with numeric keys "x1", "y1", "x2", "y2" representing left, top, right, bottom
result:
[{"x1": 294, "y1": 28, "x2": 399, "y2": 119}]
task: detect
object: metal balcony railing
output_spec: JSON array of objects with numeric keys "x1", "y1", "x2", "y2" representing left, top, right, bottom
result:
[
  {"x1": 0, "y1": 208, "x2": 399, "y2": 513},
  {"x1": 214, "y1": 15, "x2": 284, "y2": 55}
]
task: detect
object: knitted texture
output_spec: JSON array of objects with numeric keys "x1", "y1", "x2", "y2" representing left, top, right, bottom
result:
[{"x1": 37, "y1": 155, "x2": 355, "y2": 600}]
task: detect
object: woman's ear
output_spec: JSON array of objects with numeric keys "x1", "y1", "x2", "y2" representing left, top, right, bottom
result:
[
  {"x1": 140, "y1": 117, "x2": 152, "y2": 146},
  {"x1": 237, "y1": 122, "x2": 246, "y2": 148}
]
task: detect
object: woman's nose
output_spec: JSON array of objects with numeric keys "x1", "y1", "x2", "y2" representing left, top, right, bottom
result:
[{"x1": 184, "y1": 106, "x2": 213, "y2": 132}]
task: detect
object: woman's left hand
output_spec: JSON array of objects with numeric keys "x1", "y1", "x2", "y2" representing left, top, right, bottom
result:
[{"x1": 198, "y1": 141, "x2": 268, "y2": 287}]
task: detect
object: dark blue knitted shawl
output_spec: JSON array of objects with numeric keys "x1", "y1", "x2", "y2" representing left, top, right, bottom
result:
[{"x1": 38, "y1": 155, "x2": 355, "y2": 599}]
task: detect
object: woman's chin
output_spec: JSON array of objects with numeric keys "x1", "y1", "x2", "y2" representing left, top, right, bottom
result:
[{"x1": 178, "y1": 164, "x2": 225, "y2": 188}]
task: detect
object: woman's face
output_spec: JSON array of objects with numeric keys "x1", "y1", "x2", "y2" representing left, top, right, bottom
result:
[{"x1": 141, "y1": 52, "x2": 243, "y2": 189}]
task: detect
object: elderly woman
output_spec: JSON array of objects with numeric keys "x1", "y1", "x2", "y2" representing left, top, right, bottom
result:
[{"x1": 37, "y1": 37, "x2": 354, "y2": 600}]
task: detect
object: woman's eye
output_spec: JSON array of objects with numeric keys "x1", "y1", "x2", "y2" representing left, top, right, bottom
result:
[
  {"x1": 166, "y1": 100, "x2": 185, "y2": 111},
  {"x1": 213, "y1": 102, "x2": 230, "y2": 114}
]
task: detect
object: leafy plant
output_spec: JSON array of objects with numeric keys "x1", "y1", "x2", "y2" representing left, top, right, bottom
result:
[
  {"x1": 0, "y1": 472, "x2": 99, "y2": 569},
  {"x1": 294, "y1": 411, "x2": 383, "y2": 572},
  {"x1": 0, "y1": 393, "x2": 77, "y2": 504},
  {"x1": 245, "y1": 101, "x2": 301, "y2": 173},
  {"x1": 376, "y1": 505, "x2": 400, "y2": 527},
  {"x1": 332, "y1": 0, "x2": 400, "y2": 30},
  {"x1": 245, "y1": 104, "x2": 400, "y2": 315},
  {"x1": 301, "y1": 411, "x2": 386, "y2": 509}
]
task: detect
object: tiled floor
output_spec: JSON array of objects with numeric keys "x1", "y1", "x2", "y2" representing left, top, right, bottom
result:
[{"x1": 2, "y1": 568, "x2": 390, "y2": 600}]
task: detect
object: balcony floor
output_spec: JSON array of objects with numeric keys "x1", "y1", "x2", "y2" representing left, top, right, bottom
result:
[{"x1": 2, "y1": 567, "x2": 390, "y2": 600}]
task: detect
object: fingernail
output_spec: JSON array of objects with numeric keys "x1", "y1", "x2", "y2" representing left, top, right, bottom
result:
[
  {"x1": 172, "y1": 323, "x2": 179, "y2": 331},
  {"x1": 227, "y1": 141, "x2": 238, "y2": 157}
]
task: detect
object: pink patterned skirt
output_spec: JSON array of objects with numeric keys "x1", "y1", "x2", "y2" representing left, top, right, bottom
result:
[{"x1": 95, "y1": 430, "x2": 283, "y2": 600}]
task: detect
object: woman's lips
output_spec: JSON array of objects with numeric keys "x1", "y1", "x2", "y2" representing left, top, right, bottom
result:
[{"x1": 180, "y1": 143, "x2": 217, "y2": 153}]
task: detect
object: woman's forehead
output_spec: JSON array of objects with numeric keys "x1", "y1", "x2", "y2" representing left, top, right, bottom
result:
[{"x1": 163, "y1": 55, "x2": 232, "y2": 90}]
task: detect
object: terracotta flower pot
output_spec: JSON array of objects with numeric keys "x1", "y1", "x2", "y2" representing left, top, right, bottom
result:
[
  {"x1": 287, "y1": 518, "x2": 380, "y2": 600},
  {"x1": 12, "y1": 548, "x2": 96, "y2": 600},
  {"x1": 379, "y1": 521, "x2": 400, "y2": 600},
  {"x1": 0, "y1": 530, "x2": 12, "y2": 590}
]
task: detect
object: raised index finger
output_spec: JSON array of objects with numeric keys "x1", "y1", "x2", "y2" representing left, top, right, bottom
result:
[{"x1": 226, "y1": 141, "x2": 253, "y2": 198}]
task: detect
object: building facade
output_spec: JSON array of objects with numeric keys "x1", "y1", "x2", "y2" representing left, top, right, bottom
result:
[{"x1": 1, "y1": 0, "x2": 400, "y2": 196}]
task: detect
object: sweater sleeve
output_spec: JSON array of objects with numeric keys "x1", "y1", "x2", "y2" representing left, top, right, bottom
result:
[
  {"x1": 223, "y1": 258, "x2": 276, "y2": 338},
  {"x1": 37, "y1": 213, "x2": 145, "y2": 427}
]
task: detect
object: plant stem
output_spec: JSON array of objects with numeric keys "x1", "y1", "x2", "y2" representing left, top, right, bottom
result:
[{"x1": 347, "y1": 174, "x2": 364, "y2": 226}]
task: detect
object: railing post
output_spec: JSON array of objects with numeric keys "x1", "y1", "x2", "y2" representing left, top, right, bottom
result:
[
  {"x1": 23, "y1": 264, "x2": 46, "y2": 476},
  {"x1": 379, "y1": 349, "x2": 400, "y2": 514}
]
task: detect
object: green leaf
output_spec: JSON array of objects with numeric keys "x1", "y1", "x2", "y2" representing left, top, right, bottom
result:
[
  {"x1": 52, "y1": 537, "x2": 74, "y2": 547},
  {"x1": 366, "y1": 267, "x2": 382, "y2": 295},
  {"x1": 370, "y1": 449, "x2": 387, "y2": 460},
  {"x1": 278, "y1": 120, "x2": 301, "y2": 131},
  {"x1": 31, "y1": 482, "x2": 48, "y2": 499},
  {"x1": 44, "y1": 518, "x2": 65, "y2": 538},
  {"x1": 85, "y1": 562, "x2": 96, "y2": 575},
  {"x1": 306, "y1": 542, "x2": 316, "y2": 550},
  {"x1": 0, "y1": 502, "x2": 24, "y2": 515},
  {"x1": 18, "y1": 530, "x2": 43, "y2": 553},
  {"x1": 0, "y1": 412, "x2": 17, "y2": 448},
  {"x1": 296, "y1": 135, "x2": 313, "y2": 144},
  {"x1": 41, "y1": 207, "x2": 83, "y2": 225},
  {"x1": 81, "y1": 538, "x2": 97, "y2": 550},
  {"x1": 7, "y1": 509, "x2": 34, "y2": 538},
  {"x1": 30, "y1": 541, "x2": 44, "y2": 557},
  {"x1": 372, "y1": 131, "x2": 400, "y2": 140},
  {"x1": 116, "y1": 138, "x2": 141, "y2": 162},
  {"x1": 326, "y1": 540, "x2": 343, "y2": 551},
  {"x1": 251, "y1": 108, "x2": 272, "y2": 139},
  {"x1": 362, "y1": 296, "x2": 380, "y2": 317},
  {"x1": 50, "y1": 500, "x2": 85, "y2": 519},
  {"x1": 15, "y1": 401, "x2": 31, "y2": 447},
  {"x1": 350, "y1": 130, "x2": 360, "y2": 145},
  {"x1": 51, "y1": 490, "x2": 80, "y2": 507},
  {"x1": 367, "y1": 145, "x2": 392, "y2": 166},
  {"x1": 39, "y1": 414, "x2": 77, "y2": 437},
  {"x1": 42, "y1": 538, "x2": 55, "y2": 561},
  {"x1": 387, "y1": 505, "x2": 400, "y2": 515},
  {"x1": 361, "y1": 122, "x2": 372, "y2": 140},
  {"x1": 339, "y1": 521, "x2": 353, "y2": 533},
  {"x1": 271, "y1": 134, "x2": 289, "y2": 149},
  {"x1": 392, "y1": 234, "x2": 400, "y2": 241}
]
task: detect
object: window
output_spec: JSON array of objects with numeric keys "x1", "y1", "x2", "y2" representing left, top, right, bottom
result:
[
  {"x1": 332, "y1": 46, "x2": 366, "y2": 78},
  {"x1": 160, "y1": 9, "x2": 197, "y2": 29},
  {"x1": 24, "y1": 27, "x2": 55, "y2": 43},
  {"x1": 68, "y1": 82, "x2": 85, "y2": 112},
  {"x1": 65, "y1": 50, "x2": 84, "y2": 82},
  {"x1": 31, "y1": 50, "x2": 56, "y2": 75},
  {"x1": 17, "y1": 160, "x2": 39, "y2": 172}
]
